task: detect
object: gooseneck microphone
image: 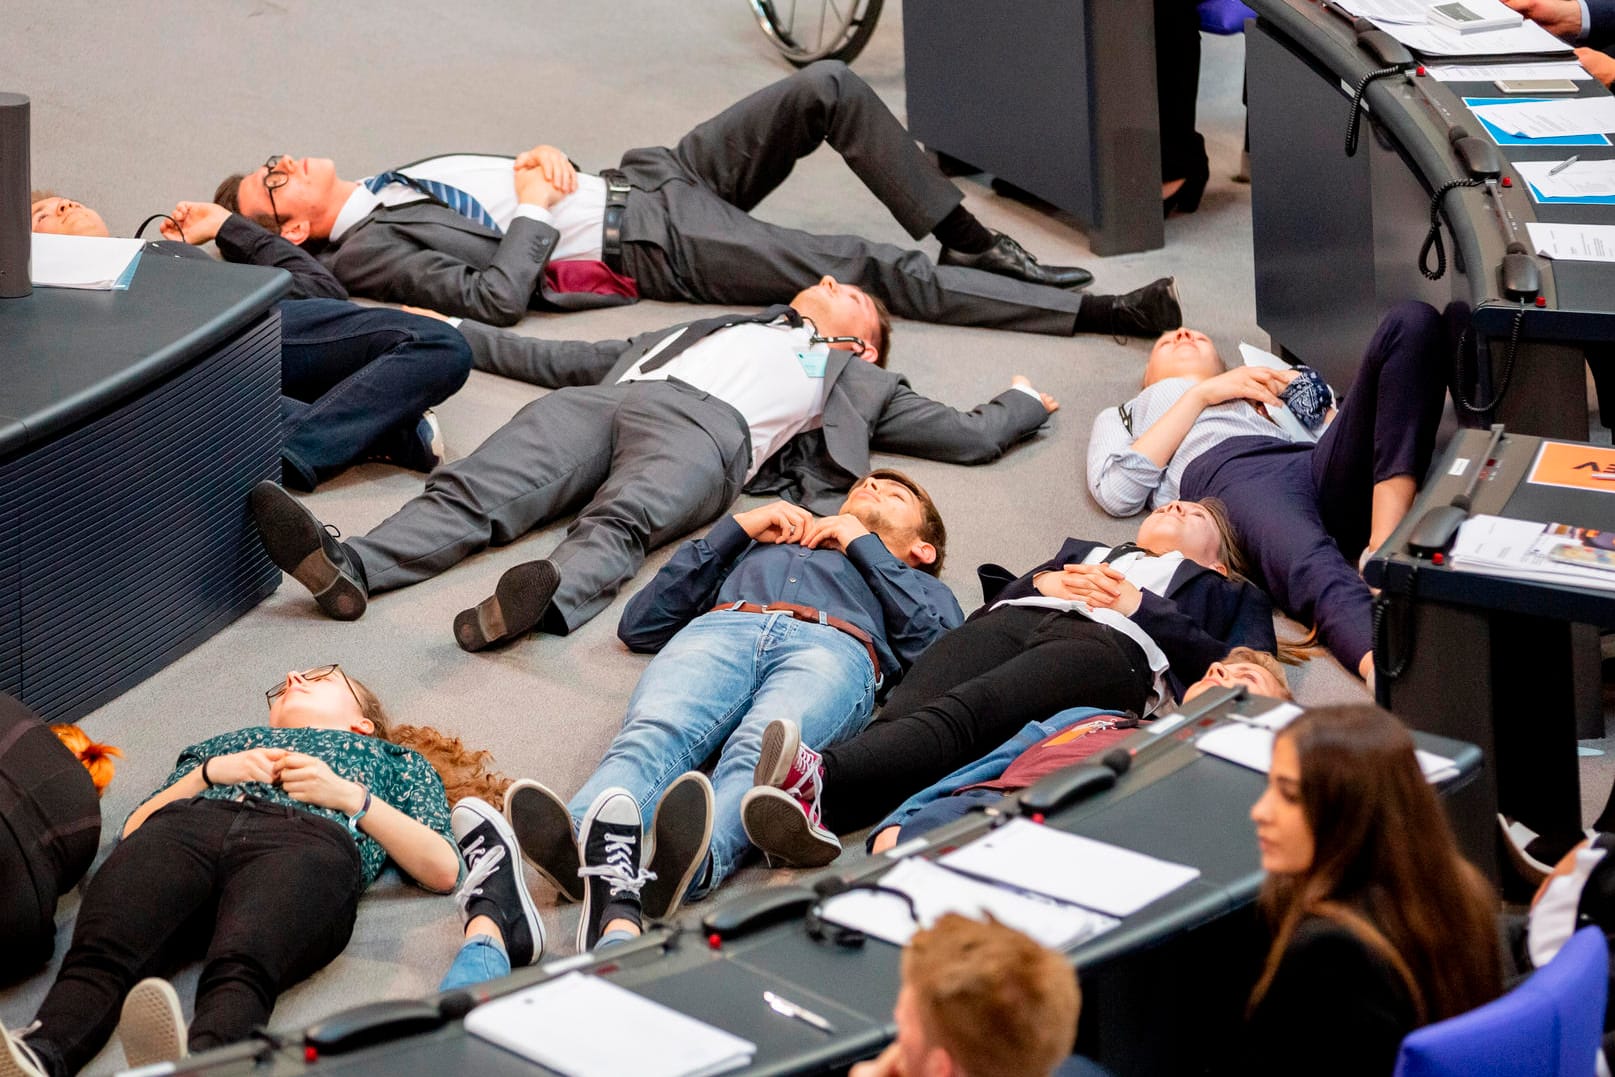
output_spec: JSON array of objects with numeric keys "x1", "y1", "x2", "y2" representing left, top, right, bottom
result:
[{"x1": 0, "y1": 92, "x2": 30, "y2": 299}]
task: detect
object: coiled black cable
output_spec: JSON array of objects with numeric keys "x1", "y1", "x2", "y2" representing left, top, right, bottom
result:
[
  {"x1": 1345, "y1": 66, "x2": 1404, "y2": 157},
  {"x1": 1418, "y1": 178, "x2": 1485, "y2": 281},
  {"x1": 1452, "y1": 307, "x2": 1526, "y2": 417}
]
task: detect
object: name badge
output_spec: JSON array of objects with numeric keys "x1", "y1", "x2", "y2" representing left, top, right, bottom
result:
[{"x1": 795, "y1": 345, "x2": 829, "y2": 378}]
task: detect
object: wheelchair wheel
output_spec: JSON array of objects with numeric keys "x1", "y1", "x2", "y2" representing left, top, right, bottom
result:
[{"x1": 749, "y1": 0, "x2": 884, "y2": 67}]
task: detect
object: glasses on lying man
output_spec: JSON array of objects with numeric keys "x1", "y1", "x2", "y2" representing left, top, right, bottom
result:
[
  {"x1": 265, "y1": 663, "x2": 364, "y2": 714},
  {"x1": 261, "y1": 154, "x2": 290, "y2": 233}
]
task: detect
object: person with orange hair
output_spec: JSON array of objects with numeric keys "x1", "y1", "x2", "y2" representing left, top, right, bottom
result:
[
  {"x1": 851, "y1": 913, "x2": 1093, "y2": 1077},
  {"x1": 0, "y1": 696, "x2": 114, "y2": 985},
  {"x1": 0, "y1": 666, "x2": 510, "y2": 1077}
]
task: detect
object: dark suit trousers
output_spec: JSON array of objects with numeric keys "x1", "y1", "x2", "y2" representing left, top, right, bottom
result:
[
  {"x1": 616, "y1": 61, "x2": 1086, "y2": 336},
  {"x1": 0, "y1": 695, "x2": 101, "y2": 986},
  {"x1": 818, "y1": 608, "x2": 1151, "y2": 833},
  {"x1": 347, "y1": 381, "x2": 750, "y2": 633},
  {"x1": 277, "y1": 301, "x2": 472, "y2": 489},
  {"x1": 1180, "y1": 301, "x2": 1449, "y2": 669},
  {"x1": 1156, "y1": 0, "x2": 1205, "y2": 184}
]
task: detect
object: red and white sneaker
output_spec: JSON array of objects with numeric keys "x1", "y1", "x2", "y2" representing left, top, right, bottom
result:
[{"x1": 741, "y1": 719, "x2": 842, "y2": 867}]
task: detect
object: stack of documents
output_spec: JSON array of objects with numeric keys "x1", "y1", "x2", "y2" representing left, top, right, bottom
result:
[
  {"x1": 1470, "y1": 98, "x2": 1615, "y2": 139},
  {"x1": 1335, "y1": 0, "x2": 1569, "y2": 55},
  {"x1": 1516, "y1": 160, "x2": 1615, "y2": 206},
  {"x1": 30, "y1": 233, "x2": 143, "y2": 290},
  {"x1": 820, "y1": 818, "x2": 1203, "y2": 946},
  {"x1": 1449, "y1": 514, "x2": 1615, "y2": 591},
  {"x1": 1428, "y1": 60, "x2": 1591, "y2": 82},
  {"x1": 1527, "y1": 222, "x2": 1615, "y2": 261},
  {"x1": 465, "y1": 972, "x2": 756, "y2": 1077}
]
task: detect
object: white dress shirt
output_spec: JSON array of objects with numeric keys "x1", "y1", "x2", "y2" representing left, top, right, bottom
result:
[
  {"x1": 618, "y1": 317, "x2": 830, "y2": 482},
  {"x1": 330, "y1": 153, "x2": 607, "y2": 261},
  {"x1": 991, "y1": 546, "x2": 1185, "y2": 714}
]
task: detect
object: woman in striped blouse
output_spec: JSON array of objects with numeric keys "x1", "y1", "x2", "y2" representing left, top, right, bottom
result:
[{"x1": 1086, "y1": 301, "x2": 1451, "y2": 681}]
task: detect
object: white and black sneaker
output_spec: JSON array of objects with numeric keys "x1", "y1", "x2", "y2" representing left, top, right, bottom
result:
[
  {"x1": 454, "y1": 797, "x2": 544, "y2": 967},
  {"x1": 0, "y1": 1019, "x2": 47, "y2": 1077},
  {"x1": 118, "y1": 977, "x2": 187, "y2": 1069},
  {"x1": 642, "y1": 772, "x2": 715, "y2": 922},
  {"x1": 576, "y1": 788, "x2": 654, "y2": 952}
]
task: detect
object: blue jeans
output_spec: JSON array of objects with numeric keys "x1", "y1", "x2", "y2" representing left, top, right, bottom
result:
[
  {"x1": 277, "y1": 300, "x2": 471, "y2": 489},
  {"x1": 570, "y1": 611, "x2": 878, "y2": 896},
  {"x1": 439, "y1": 935, "x2": 510, "y2": 992}
]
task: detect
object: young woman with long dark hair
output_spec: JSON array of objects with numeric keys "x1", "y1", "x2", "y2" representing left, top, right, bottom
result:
[{"x1": 1241, "y1": 704, "x2": 1502, "y2": 1075}]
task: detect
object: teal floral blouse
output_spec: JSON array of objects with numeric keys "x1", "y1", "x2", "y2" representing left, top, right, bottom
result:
[{"x1": 132, "y1": 726, "x2": 460, "y2": 890}]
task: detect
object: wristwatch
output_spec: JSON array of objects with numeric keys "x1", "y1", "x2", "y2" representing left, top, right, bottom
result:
[{"x1": 346, "y1": 784, "x2": 372, "y2": 836}]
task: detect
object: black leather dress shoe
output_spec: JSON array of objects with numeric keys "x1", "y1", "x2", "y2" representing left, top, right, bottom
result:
[
  {"x1": 248, "y1": 481, "x2": 369, "y2": 620},
  {"x1": 939, "y1": 233, "x2": 1093, "y2": 290},
  {"x1": 453, "y1": 559, "x2": 561, "y2": 651},
  {"x1": 1109, "y1": 277, "x2": 1182, "y2": 339}
]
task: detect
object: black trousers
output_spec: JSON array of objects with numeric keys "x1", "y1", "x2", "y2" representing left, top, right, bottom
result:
[
  {"x1": 26, "y1": 799, "x2": 361, "y2": 1077},
  {"x1": 0, "y1": 696, "x2": 101, "y2": 986},
  {"x1": 1155, "y1": 0, "x2": 1205, "y2": 183},
  {"x1": 819, "y1": 607, "x2": 1151, "y2": 833},
  {"x1": 616, "y1": 60, "x2": 1088, "y2": 336}
]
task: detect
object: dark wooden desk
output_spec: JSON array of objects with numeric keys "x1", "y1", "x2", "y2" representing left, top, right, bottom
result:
[
  {"x1": 902, "y1": 0, "x2": 1166, "y2": 255},
  {"x1": 0, "y1": 248, "x2": 288, "y2": 721},
  {"x1": 1246, "y1": 0, "x2": 1615, "y2": 439}
]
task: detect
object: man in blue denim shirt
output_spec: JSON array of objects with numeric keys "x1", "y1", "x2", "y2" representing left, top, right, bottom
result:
[{"x1": 503, "y1": 469, "x2": 961, "y2": 953}]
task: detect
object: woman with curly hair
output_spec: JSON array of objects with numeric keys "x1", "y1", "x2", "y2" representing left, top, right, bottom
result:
[{"x1": 0, "y1": 664, "x2": 504, "y2": 1077}]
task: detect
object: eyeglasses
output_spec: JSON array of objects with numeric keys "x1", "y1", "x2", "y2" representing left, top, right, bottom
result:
[
  {"x1": 261, "y1": 154, "x2": 289, "y2": 233},
  {"x1": 265, "y1": 664, "x2": 364, "y2": 715}
]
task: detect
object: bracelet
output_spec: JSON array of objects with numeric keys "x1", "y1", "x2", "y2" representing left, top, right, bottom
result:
[
  {"x1": 346, "y1": 785, "x2": 372, "y2": 836},
  {"x1": 201, "y1": 757, "x2": 217, "y2": 788}
]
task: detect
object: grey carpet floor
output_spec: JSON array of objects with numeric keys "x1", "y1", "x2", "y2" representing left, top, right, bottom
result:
[{"x1": 10, "y1": 3, "x2": 1596, "y2": 1073}]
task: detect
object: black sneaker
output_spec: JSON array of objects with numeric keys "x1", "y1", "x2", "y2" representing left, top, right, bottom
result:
[
  {"x1": 504, "y1": 779, "x2": 584, "y2": 903},
  {"x1": 454, "y1": 559, "x2": 561, "y2": 652},
  {"x1": 576, "y1": 787, "x2": 653, "y2": 952},
  {"x1": 641, "y1": 772, "x2": 714, "y2": 922},
  {"x1": 248, "y1": 481, "x2": 368, "y2": 620},
  {"x1": 453, "y1": 797, "x2": 543, "y2": 967},
  {"x1": 364, "y1": 410, "x2": 444, "y2": 474}
]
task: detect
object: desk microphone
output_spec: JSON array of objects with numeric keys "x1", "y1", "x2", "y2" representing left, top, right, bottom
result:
[
  {"x1": 1016, "y1": 748, "x2": 1132, "y2": 817},
  {"x1": 1406, "y1": 422, "x2": 1506, "y2": 558}
]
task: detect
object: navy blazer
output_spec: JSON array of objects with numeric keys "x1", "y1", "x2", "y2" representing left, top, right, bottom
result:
[
  {"x1": 1588, "y1": 0, "x2": 1615, "y2": 47},
  {"x1": 975, "y1": 538, "x2": 1277, "y2": 701}
]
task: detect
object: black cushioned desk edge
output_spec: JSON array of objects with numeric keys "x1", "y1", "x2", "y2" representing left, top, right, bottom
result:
[{"x1": 0, "y1": 250, "x2": 291, "y2": 459}]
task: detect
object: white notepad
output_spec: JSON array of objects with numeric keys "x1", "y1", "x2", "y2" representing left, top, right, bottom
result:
[
  {"x1": 939, "y1": 818, "x2": 1201, "y2": 918},
  {"x1": 465, "y1": 972, "x2": 756, "y2": 1077},
  {"x1": 30, "y1": 233, "x2": 144, "y2": 289},
  {"x1": 819, "y1": 856, "x2": 1118, "y2": 949}
]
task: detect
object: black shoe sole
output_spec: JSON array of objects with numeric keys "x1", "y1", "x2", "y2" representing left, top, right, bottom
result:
[
  {"x1": 248, "y1": 481, "x2": 366, "y2": 621},
  {"x1": 454, "y1": 560, "x2": 560, "y2": 652},
  {"x1": 642, "y1": 773, "x2": 714, "y2": 922},
  {"x1": 505, "y1": 781, "x2": 583, "y2": 904}
]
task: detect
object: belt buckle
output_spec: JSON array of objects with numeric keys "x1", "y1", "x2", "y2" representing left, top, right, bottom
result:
[{"x1": 607, "y1": 178, "x2": 632, "y2": 197}]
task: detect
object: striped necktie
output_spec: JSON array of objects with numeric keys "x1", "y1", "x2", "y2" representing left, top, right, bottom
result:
[{"x1": 364, "y1": 171, "x2": 502, "y2": 233}]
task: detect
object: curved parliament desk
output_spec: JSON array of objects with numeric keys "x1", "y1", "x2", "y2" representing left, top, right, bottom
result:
[
  {"x1": 1245, "y1": 0, "x2": 1615, "y2": 439},
  {"x1": 0, "y1": 248, "x2": 289, "y2": 722}
]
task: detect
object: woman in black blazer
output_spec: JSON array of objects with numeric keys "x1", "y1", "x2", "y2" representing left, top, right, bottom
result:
[
  {"x1": 741, "y1": 498, "x2": 1277, "y2": 867},
  {"x1": 1240, "y1": 704, "x2": 1502, "y2": 1076}
]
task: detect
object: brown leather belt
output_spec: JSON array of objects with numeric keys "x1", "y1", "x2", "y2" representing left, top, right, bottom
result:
[
  {"x1": 709, "y1": 601, "x2": 882, "y2": 682},
  {"x1": 599, "y1": 167, "x2": 632, "y2": 274}
]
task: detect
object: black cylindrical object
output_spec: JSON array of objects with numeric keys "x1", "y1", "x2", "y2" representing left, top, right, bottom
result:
[{"x1": 0, "y1": 92, "x2": 31, "y2": 300}]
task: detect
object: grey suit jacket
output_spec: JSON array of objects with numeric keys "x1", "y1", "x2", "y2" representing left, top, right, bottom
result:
[
  {"x1": 460, "y1": 319, "x2": 1052, "y2": 515},
  {"x1": 315, "y1": 200, "x2": 635, "y2": 327}
]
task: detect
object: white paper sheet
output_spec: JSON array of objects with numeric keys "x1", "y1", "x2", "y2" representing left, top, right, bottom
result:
[
  {"x1": 939, "y1": 818, "x2": 1201, "y2": 918},
  {"x1": 1527, "y1": 221, "x2": 1615, "y2": 261},
  {"x1": 1197, "y1": 722, "x2": 1460, "y2": 783},
  {"x1": 1369, "y1": 18, "x2": 1569, "y2": 56},
  {"x1": 1335, "y1": 0, "x2": 1439, "y2": 24},
  {"x1": 465, "y1": 972, "x2": 756, "y2": 1077},
  {"x1": 818, "y1": 857, "x2": 1118, "y2": 949},
  {"x1": 1515, "y1": 158, "x2": 1615, "y2": 198},
  {"x1": 30, "y1": 233, "x2": 143, "y2": 289},
  {"x1": 1427, "y1": 60, "x2": 1592, "y2": 81},
  {"x1": 1471, "y1": 97, "x2": 1615, "y2": 137}
]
